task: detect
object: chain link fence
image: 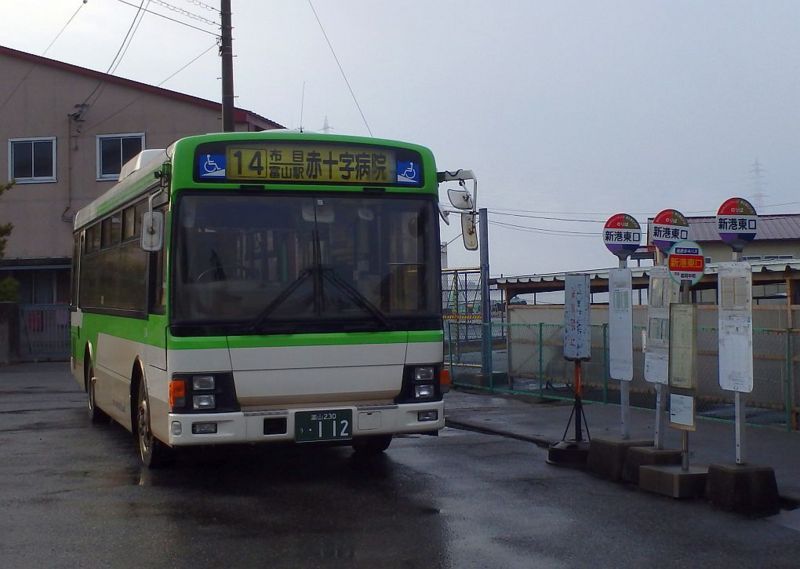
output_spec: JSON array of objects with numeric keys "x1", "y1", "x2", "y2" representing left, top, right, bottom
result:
[{"x1": 445, "y1": 319, "x2": 799, "y2": 431}]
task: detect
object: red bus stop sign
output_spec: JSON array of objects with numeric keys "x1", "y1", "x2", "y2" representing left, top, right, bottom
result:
[
  {"x1": 717, "y1": 197, "x2": 757, "y2": 253},
  {"x1": 651, "y1": 209, "x2": 689, "y2": 255},
  {"x1": 603, "y1": 213, "x2": 641, "y2": 260},
  {"x1": 667, "y1": 240, "x2": 705, "y2": 286}
]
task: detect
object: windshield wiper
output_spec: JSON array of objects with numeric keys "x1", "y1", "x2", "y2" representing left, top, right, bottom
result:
[
  {"x1": 246, "y1": 268, "x2": 314, "y2": 331},
  {"x1": 246, "y1": 265, "x2": 392, "y2": 332},
  {"x1": 319, "y1": 266, "x2": 392, "y2": 330}
]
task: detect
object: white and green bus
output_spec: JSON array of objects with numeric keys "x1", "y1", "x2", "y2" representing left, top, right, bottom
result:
[{"x1": 71, "y1": 131, "x2": 474, "y2": 467}]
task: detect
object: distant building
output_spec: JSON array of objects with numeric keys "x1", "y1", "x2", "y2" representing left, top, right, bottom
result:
[
  {"x1": 0, "y1": 44, "x2": 282, "y2": 308},
  {"x1": 492, "y1": 214, "x2": 800, "y2": 306},
  {"x1": 684, "y1": 214, "x2": 800, "y2": 264}
]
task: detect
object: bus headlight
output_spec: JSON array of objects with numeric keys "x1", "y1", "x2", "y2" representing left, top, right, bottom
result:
[
  {"x1": 192, "y1": 375, "x2": 215, "y2": 390},
  {"x1": 193, "y1": 394, "x2": 216, "y2": 410},
  {"x1": 170, "y1": 372, "x2": 240, "y2": 413},
  {"x1": 414, "y1": 366, "x2": 435, "y2": 382},
  {"x1": 396, "y1": 365, "x2": 442, "y2": 404},
  {"x1": 412, "y1": 366, "x2": 436, "y2": 400},
  {"x1": 415, "y1": 384, "x2": 435, "y2": 399}
]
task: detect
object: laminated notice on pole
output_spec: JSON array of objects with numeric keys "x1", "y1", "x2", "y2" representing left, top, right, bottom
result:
[
  {"x1": 718, "y1": 262, "x2": 753, "y2": 393},
  {"x1": 669, "y1": 304, "x2": 697, "y2": 390},
  {"x1": 564, "y1": 274, "x2": 591, "y2": 361},
  {"x1": 644, "y1": 266, "x2": 680, "y2": 384},
  {"x1": 669, "y1": 393, "x2": 696, "y2": 431},
  {"x1": 609, "y1": 268, "x2": 633, "y2": 381}
]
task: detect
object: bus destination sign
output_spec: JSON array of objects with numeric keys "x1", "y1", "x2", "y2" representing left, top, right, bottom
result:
[{"x1": 196, "y1": 142, "x2": 423, "y2": 186}]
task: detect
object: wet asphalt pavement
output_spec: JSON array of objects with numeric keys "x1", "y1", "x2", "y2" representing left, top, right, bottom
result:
[{"x1": 2, "y1": 362, "x2": 800, "y2": 569}]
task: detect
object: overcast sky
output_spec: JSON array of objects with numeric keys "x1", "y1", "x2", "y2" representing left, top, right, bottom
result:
[{"x1": 3, "y1": 1, "x2": 799, "y2": 276}]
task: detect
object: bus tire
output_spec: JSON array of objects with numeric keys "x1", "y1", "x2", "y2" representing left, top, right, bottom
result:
[
  {"x1": 352, "y1": 434, "x2": 392, "y2": 456},
  {"x1": 86, "y1": 365, "x2": 108, "y2": 424},
  {"x1": 136, "y1": 380, "x2": 171, "y2": 468}
]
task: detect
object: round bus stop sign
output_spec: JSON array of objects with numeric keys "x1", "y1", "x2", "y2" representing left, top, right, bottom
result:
[
  {"x1": 667, "y1": 240, "x2": 705, "y2": 286},
  {"x1": 651, "y1": 209, "x2": 689, "y2": 254},
  {"x1": 717, "y1": 197, "x2": 758, "y2": 252},
  {"x1": 603, "y1": 213, "x2": 641, "y2": 260}
]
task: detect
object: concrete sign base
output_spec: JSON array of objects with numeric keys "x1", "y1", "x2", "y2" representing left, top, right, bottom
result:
[
  {"x1": 706, "y1": 463, "x2": 779, "y2": 517},
  {"x1": 639, "y1": 464, "x2": 709, "y2": 499}
]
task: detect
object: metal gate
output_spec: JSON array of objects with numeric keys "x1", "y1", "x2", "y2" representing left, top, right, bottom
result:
[{"x1": 18, "y1": 304, "x2": 70, "y2": 361}]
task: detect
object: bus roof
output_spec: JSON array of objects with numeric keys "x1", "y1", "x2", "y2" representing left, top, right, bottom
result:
[{"x1": 74, "y1": 148, "x2": 168, "y2": 230}]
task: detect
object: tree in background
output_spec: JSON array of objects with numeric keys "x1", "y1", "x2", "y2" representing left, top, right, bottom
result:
[{"x1": 0, "y1": 181, "x2": 19, "y2": 302}]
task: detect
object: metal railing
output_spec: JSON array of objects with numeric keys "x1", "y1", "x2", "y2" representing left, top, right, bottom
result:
[
  {"x1": 445, "y1": 320, "x2": 799, "y2": 431},
  {"x1": 18, "y1": 304, "x2": 70, "y2": 361}
]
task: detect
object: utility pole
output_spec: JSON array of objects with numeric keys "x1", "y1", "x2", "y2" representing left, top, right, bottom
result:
[
  {"x1": 220, "y1": 0, "x2": 235, "y2": 132},
  {"x1": 479, "y1": 208, "x2": 493, "y2": 379}
]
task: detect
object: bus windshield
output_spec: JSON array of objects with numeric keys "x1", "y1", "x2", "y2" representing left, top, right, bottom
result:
[{"x1": 172, "y1": 192, "x2": 440, "y2": 334}]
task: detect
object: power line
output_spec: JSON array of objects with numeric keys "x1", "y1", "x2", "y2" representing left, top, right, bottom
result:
[
  {"x1": 759, "y1": 201, "x2": 800, "y2": 209},
  {"x1": 113, "y1": 0, "x2": 218, "y2": 36},
  {"x1": 108, "y1": 0, "x2": 150, "y2": 75},
  {"x1": 156, "y1": 43, "x2": 219, "y2": 87},
  {"x1": 82, "y1": 0, "x2": 219, "y2": 119},
  {"x1": 180, "y1": 0, "x2": 218, "y2": 13},
  {"x1": 149, "y1": 0, "x2": 219, "y2": 27},
  {"x1": 486, "y1": 200, "x2": 800, "y2": 219},
  {"x1": 488, "y1": 209, "x2": 605, "y2": 224},
  {"x1": 83, "y1": 42, "x2": 219, "y2": 131},
  {"x1": 0, "y1": 1, "x2": 88, "y2": 114},
  {"x1": 489, "y1": 220, "x2": 600, "y2": 237},
  {"x1": 43, "y1": 1, "x2": 89, "y2": 56},
  {"x1": 78, "y1": 0, "x2": 150, "y2": 115},
  {"x1": 307, "y1": 0, "x2": 373, "y2": 136}
]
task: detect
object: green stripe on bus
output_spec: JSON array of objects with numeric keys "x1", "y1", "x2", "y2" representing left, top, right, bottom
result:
[
  {"x1": 407, "y1": 330, "x2": 443, "y2": 343},
  {"x1": 78, "y1": 313, "x2": 167, "y2": 349},
  {"x1": 166, "y1": 330, "x2": 442, "y2": 350}
]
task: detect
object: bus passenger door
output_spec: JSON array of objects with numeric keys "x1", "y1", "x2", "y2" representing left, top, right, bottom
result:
[{"x1": 144, "y1": 237, "x2": 169, "y2": 437}]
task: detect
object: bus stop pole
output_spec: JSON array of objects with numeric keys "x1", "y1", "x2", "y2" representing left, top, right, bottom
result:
[
  {"x1": 732, "y1": 249, "x2": 746, "y2": 464},
  {"x1": 654, "y1": 250, "x2": 666, "y2": 450},
  {"x1": 479, "y1": 208, "x2": 493, "y2": 379},
  {"x1": 681, "y1": 278, "x2": 692, "y2": 471},
  {"x1": 619, "y1": 257, "x2": 630, "y2": 439}
]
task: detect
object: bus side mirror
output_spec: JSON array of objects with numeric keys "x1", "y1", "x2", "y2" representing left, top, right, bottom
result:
[
  {"x1": 141, "y1": 211, "x2": 164, "y2": 252},
  {"x1": 448, "y1": 187, "x2": 474, "y2": 211},
  {"x1": 461, "y1": 212, "x2": 478, "y2": 251}
]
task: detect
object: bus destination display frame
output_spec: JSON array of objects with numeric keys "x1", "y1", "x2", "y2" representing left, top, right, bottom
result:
[{"x1": 194, "y1": 141, "x2": 424, "y2": 187}]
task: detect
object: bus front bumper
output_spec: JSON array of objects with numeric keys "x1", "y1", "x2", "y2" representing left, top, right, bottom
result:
[{"x1": 166, "y1": 401, "x2": 445, "y2": 447}]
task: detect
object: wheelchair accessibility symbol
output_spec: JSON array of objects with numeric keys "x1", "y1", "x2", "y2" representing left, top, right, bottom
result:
[
  {"x1": 199, "y1": 154, "x2": 226, "y2": 178},
  {"x1": 396, "y1": 160, "x2": 420, "y2": 184}
]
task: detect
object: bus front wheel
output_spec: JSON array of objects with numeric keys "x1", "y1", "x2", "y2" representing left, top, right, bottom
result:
[{"x1": 136, "y1": 381, "x2": 171, "y2": 468}]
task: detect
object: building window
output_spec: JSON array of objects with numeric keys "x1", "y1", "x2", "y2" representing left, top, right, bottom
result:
[
  {"x1": 8, "y1": 137, "x2": 56, "y2": 183},
  {"x1": 96, "y1": 133, "x2": 144, "y2": 180}
]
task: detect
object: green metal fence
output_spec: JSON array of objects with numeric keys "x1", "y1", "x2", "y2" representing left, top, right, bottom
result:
[{"x1": 445, "y1": 320, "x2": 799, "y2": 431}]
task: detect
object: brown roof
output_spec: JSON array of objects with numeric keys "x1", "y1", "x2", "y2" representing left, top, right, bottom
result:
[
  {"x1": 648, "y1": 214, "x2": 800, "y2": 243},
  {"x1": 0, "y1": 44, "x2": 283, "y2": 130}
]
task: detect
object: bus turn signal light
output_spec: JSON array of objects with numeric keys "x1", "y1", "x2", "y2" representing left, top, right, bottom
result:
[{"x1": 169, "y1": 379, "x2": 187, "y2": 410}]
